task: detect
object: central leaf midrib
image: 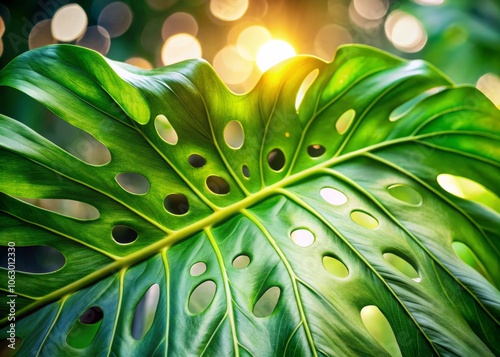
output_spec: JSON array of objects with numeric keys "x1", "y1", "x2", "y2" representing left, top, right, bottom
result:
[{"x1": 2, "y1": 130, "x2": 490, "y2": 326}]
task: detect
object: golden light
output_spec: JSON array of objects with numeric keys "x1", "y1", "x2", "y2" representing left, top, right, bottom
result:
[
  {"x1": 210, "y1": 0, "x2": 248, "y2": 22},
  {"x1": 385, "y1": 11, "x2": 427, "y2": 53},
  {"x1": 161, "y1": 33, "x2": 202, "y2": 65},
  {"x1": 98, "y1": 2, "x2": 133, "y2": 38},
  {"x1": 256, "y1": 40, "x2": 296, "y2": 72},
  {"x1": 353, "y1": 0, "x2": 389, "y2": 20},
  {"x1": 125, "y1": 57, "x2": 153, "y2": 70},
  {"x1": 29, "y1": 19, "x2": 56, "y2": 49},
  {"x1": 162, "y1": 12, "x2": 198, "y2": 41},
  {"x1": 0, "y1": 39, "x2": 3, "y2": 57},
  {"x1": 213, "y1": 45, "x2": 253, "y2": 85},
  {"x1": 51, "y1": 4, "x2": 88, "y2": 42},
  {"x1": 314, "y1": 24, "x2": 352, "y2": 61},
  {"x1": 76, "y1": 26, "x2": 111, "y2": 55},
  {"x1": 236, "y1": 25, "x2": 272, "y2": 60},
  {"x1": 477, "y1": 73, "x2": 500, "y2": 108}
]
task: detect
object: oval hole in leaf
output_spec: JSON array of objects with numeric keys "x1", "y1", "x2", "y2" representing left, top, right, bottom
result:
[
  {"x1": 307, "y1": 144, "x2": 326, "y2": 157},
  {"x1": 66, "y1": 306, "x2": 103, "y2": 349},
  {"x1": 351, "y1": 210, "x2": 379, "y2": 229},
  {"x1": 290, "y1": 228, "x2": 315, "y2": 247},
  {"x1": 242, "y1": 165, "x2": 250, "y2": 178},
  {"x1": 224, "y1": 120, "x2": 244, "y2": 149},
  {"x1": 206, "y1": 175, "x2": 230, "y2": 195},
  {"x1": 437, "y1": 174, "x2": 500, "y2": 212},
  {"x1": 188, "y1": 281, "x2": 217, "y2": 314},
  {"x1": 336, "y1": 109, "x2": 355, "y2": 135},
  {"x1": 323, "y1": 256, "x2": 349, "y2": 278},
  {"x1": 253, "y1": 286, "x2": 281, "y2": 318},
  {"x1": 188, "y1": 154, "x2": 206, "y2": 168},
  {"x1": 190, "y1": 262, "x2": 207, "y2": 276},
  {"x1": 387, "y1": 184, "x2": 422, "y2": 206},
  {"x1": 452, "y1": 241, "x2": 492, "y2": 283},
  {"x1": 389, "y1": 87, "x2": 444, "y2": 122},
  {"x1": 112, "y1": 225, "x2": 138, "y2": 244},
  {"x1": 164, "y1": 193, "x2": 189, "y2": 215},
  {"x1": 115, "y1": 173, "x2": 150, "y2": 195},
  {"x1": 132, "y1": 284, "x2": 160, "y2": 340},
  {"x1": 320, "y1": 187, "x2": 348, "y2": 205},
  {"x1": 15, "y1": 197, "x2": 99, "y2": 220},
  {"x1": 0, "y1": 245, "x2": 65, "y2": 274},
  {"x1": 155, "y1": 114, "x2": 178, "y2": 145},
  {"x1": 360, "y1": 306, "x2": 402, "y2": 357},
  {"x1": 0, "y1": 338, "x2": 22, "y2": 356},
  {"x1": 268, "y1": 148, "x2": 285, "y2": 171},
  {"x1": 295, "y1": 68, "x2": 319, "y2": 111},
  {"x1": 383, "y1": 253, "x2": 420, "y2": 282},
  {"x1": 232, "y1": 255, "x2": 250, "y2": 269}
]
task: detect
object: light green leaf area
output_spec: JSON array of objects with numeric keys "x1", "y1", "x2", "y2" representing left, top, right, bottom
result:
[{"x1": 0, "y1": 44, "x2": 499, "y2": 356}]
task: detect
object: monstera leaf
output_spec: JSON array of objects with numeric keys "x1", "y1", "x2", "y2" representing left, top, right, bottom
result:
[{"x1": 0, "y1": 44, "x2": 499, "y2": 356}]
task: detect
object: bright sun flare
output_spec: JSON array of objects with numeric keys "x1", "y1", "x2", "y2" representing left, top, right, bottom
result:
[{"x1": 256, "y1": 40, "x2": 296, "y2": 72}]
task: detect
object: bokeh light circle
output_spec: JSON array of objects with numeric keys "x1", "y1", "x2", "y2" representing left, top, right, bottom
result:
[
  {"x1": 98, "y1": 2, "x2": 133, "y2": 38},
  {"x1": 161, "y1": 33, "x2": 202, "y2": 65},
  {"x1": 210, "y1": 0, "x2": 248, "y2": 21},
  {"x1": 385, "y1": 11, "x2": 427, "y2": 52},
  {"x1": 52, "y1": 4, "x2": 88, "y2": 42}
]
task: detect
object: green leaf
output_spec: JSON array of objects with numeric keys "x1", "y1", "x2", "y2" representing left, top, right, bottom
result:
[{"x1": 0, "y1": 44, "x2": 499, "y2": 356}]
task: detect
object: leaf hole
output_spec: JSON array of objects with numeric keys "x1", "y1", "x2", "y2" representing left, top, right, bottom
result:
[
  {"x1": 452, "y1": 241, "x2": 492, "y2": 283},
  {"x1": 383, "y1": 253, "x2": 420, "y2": 281},
  {"x1": 188, "y1": 154, "x2": 206, "y2": 168},
  {"x1": 115, "y1": 173, "x2": 150, "y2": 195},
  {"x1": 389, "y1": 87, "x2": 444, "y2": 122},
  {"x1": 295, "y1": 68, "x2": 319, "y2": 111},
  {"x1": 242, "y1": 165, "x2": 250, "y2": 178},
  {"x1": 253, "y1": 286, "x2": 281, "y2": 318},
  {"x1": 0, "y1": 245, "x2": 65, "y2": 274},
  {"x1": 188, "y1": 280, "x2": 217, "y2": 314},
  {"x1": 155, "y1": 114, "x2": 178, "y2": 145},
  {"x1": 268, "y1": 148, "x2": 285, "y2": 171},
  {"x1": 132, "y1": 284, "x2": 160, "y2": 340},
  {"x1": 190, "y1": 262, "x2": 207, "y2": 276},
  {"x1": 320, "y1": 187, "x2": 348, "y2": 205},
  {"x1": 437, "y1": 174, "x2": 500, "y2": 212},
  {"x1": 15, "y1": 197, "x2": 99, "y2": 220},
  {"x1": 112, "y1": 225, "x2": 138, "y2": 244},
  {"x1": 232, "y1": 255, "x2": 250, "y2": 269},
  {"x1": 360, "y1": 306, "x2": 402, "y2": 357},
  {"x1": 322, "y1": 256, "x2": 349, "y2": 278},
  {"x1": 0, "y1": 338, "x2": 22, "y2": 356},
  {"x1": 387, "y1": 184, "x2": 422, "y2": 206},
  {"x1": 336, "y1": 109, "x2": 355, "y2": 135},
  {"x1": 290, "y1": 228, "x2": 315, "y2": 247},
  {"x1": 164, "y1": 194, "x2": 189, "y2": 215},
  {"x1": 224, "y1": 120, "x2": 244, "y2": 149},
  {"x1": 66, "y1": 306, "x2": 103, "y2": 349},
  {"x1": 350, "y1": 210, "x2": 379, "y2": 229},
  {"x1": 307, "y1": 144, "x2": 326, "y2": 158},
  {"x1": 206, "y1": 175, "x2": 230, "y2": 195}
]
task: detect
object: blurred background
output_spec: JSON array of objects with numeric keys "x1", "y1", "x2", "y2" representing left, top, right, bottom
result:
[{"x1": 0, "y1": 0, "x2": 499, "y2": 96}]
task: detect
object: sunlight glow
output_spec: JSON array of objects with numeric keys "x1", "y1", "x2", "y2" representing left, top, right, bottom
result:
[
  {"x1": 237, "y1": 25, "x2": 272, "y2": 60},
  {"x1": 256, "y1": 40, "x2": 296, "y2": 72}
]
